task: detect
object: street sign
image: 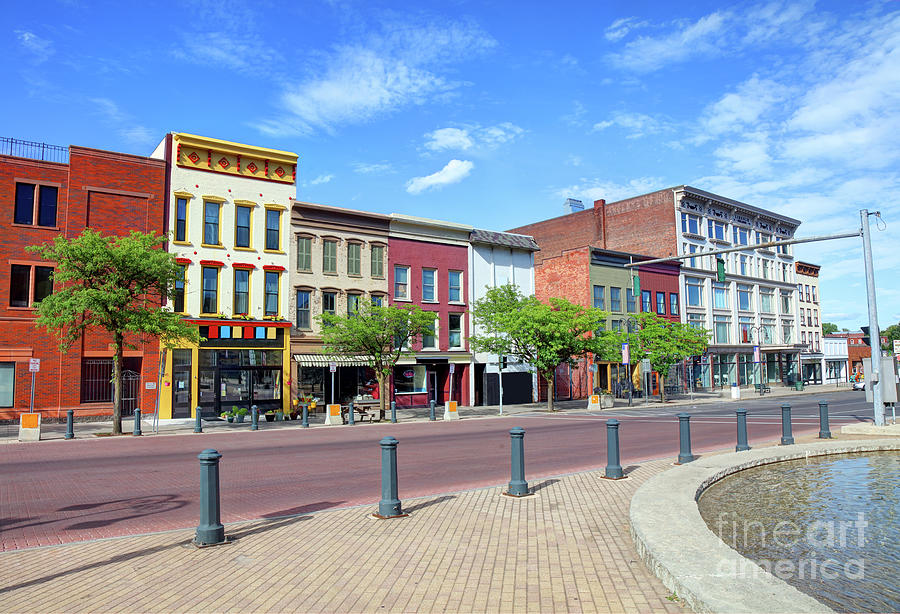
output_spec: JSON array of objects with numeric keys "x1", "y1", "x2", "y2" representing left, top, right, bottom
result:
[
  {"x1": 621, "y1": 343, "x2": 630, "y2": 365},
  {"x1": 893, "y1": 340, "x2": 900, "y2": 355},
  {"x1": 449, "y1": 363, "x2": 455, "y2": 374},
  {"x1": 641, "y1": 359, "x2": 652, "y2": 373},
  {"x1": 28, "y1": 358, "x2": 40, "y2": 373},
  {"x1": 145, "y1": 382, "x2": 157, "y2": 390},
  {"x1": 329, "y1": 362, "x2": 337, "y2": 373}
]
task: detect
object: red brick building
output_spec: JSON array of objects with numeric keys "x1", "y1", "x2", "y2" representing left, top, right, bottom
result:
[
  {"x1": 0, "y1": 139, "x2": 166, "y2": 420},
  {"x1": 829, "y1": 332, "x2": 885, "y2": 377}
]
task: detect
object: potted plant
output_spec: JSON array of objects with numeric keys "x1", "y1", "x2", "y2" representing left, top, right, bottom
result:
[
  {"x1": 264, "y1": 410, "x2": 276, "y2": 422},
  {"x1": 234, "y1": 406, "x2": 248, "y2": 423},
  {"x1": 274, "y1": 410, "x2": 284, "y2": 421},
  {"x1": 221, "y1": 410, "x2": 234, "y2": 423}
]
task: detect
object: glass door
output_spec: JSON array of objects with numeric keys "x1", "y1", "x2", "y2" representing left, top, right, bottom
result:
[{"x1": 171, "y1": 349, "x2": 192, "y2": 419}]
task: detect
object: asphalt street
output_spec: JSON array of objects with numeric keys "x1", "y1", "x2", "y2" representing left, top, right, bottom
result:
[{"x1": 0, "y1": 391, "x2": 873, "y2": 551}]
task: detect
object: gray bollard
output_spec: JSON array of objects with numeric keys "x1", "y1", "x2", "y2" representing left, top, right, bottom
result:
[
  {"x1": 818, "y1": 401, "x2": 832, "y2": 439},
  {"x1": 676, "y1": 413, "x2": 694, "y2": 464},
  {"x1": 605, "y1": 419, "x2": 624, "y2": 479},
  {"x1": 390, "y1": 401, "x2": 397, "y2": 424},
  {"x1": 348, "y1": 401, "x2": 355, "y2": 425},
  {"x1": 251, "y1": 405, "x2": 258, "y2": 431},
  {"x1": 302, "y1": 403, "x2": 309, "y2": 428},
  {"x1": 376, "y1": 436, "x2": 406, "y2": 518},
  {"x1": 194, "y1": 448, "x2": 226, "y2": 546},
  {"x1": 735, "y1": 408, "x2": 750, "y2": 452},
  {"x1": 506, "y1": 427, "x2": 530, "y2": 496},
  {"x1": 65, "y1": 408, "x2": 75, "y2": 440},
  {"x1": 429, "y1": 399, "x2": 436, "y2": 421},
  {"x1": 193, "y1": 406, "x2": 203, "y2": 433},
  {"x1": 780, "y1": 404, "x2": 794, "y2": 445},
  {"x1": 132, "y1": 408, "x2": 142, "y2": 436}
]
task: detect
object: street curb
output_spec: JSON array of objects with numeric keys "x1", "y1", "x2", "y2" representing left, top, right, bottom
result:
[{"x1": 629, "y1": 438, "x2": 900, "y2": 614}]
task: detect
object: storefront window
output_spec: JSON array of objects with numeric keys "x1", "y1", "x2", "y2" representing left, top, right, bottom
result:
[{"x1": 394, "y1": 365, "x2": 427, "y2": 394}]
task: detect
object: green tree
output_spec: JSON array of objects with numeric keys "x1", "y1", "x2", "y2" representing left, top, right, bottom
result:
[
  {"x1": 28, "y1": 229, "x2": 200, "y2": 434},
  {"x1": 318, "y1": 302, "x2": 437, "y2": 414},
  {"x1": 882, "y1": 322, "x2": 900, "y2": 351},
  {"x1": 469, "y1": 284, "x2": 609, "y2": 411},
  {"x1": 610, "y1": 312, "x2": 710, "y2": 402},
  {"x1": 822, "y1": 322, "x2": 839, "y2": 335}
]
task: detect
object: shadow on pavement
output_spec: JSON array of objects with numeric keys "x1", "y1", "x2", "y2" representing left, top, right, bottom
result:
[
  {"x1": 404, "y1": 495, "x2": 455, "y2": 513},
  {"x1": 260, "y1": 501, "x2": 346, "y2": 519},
  {"x1": 530, "y1": 478, "x2": 560, "y2": 493}
]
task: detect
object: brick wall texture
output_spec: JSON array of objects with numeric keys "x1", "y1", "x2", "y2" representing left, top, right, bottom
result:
[{"x1": 0, "y1": 147, "x2": 166, "y2": 420}]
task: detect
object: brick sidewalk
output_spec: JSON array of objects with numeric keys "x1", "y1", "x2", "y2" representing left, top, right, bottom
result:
[{"x1": 0, "y1": 461, "x2": 686, "y2": 614}]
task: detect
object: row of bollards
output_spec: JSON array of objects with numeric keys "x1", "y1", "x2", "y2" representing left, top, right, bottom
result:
[{"x1": 192, "y1": 400, "x2": 838, "y2": 545}]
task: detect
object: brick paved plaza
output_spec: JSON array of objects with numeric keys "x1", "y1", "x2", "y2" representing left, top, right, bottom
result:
[{"x1": 0, "y1": 460, "x2": 685, "y2": 614}]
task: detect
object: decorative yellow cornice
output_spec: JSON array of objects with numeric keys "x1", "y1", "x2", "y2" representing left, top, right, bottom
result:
[
  {"x1": 264, "y1": 203, "x2": 288, "y2": 210},
  {"x1": 173, "y1": 190, "x2": 195, "y2": 199},
  {"x1": 233, "y1": 199, "x2": 259, "y2": 207},
  {"x1": 173, "y1": 132, "x2": 298, "y2": 185},
  {"x1": 202, "y1": 194, "x2": 227, "y2": 203}
]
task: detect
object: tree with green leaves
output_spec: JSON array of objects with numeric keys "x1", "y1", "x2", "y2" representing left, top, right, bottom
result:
[
  {"x1": 822, "y1": 322, "x2": 839, "y2": 335},
  {"x1": 469, "y1": 284, "x2": 610, "y2": 411},
  {"x1": 28, "y1": 229, "x2": 200, "y2": 434},
  {"x1": 881, "y1": 322, "x2": 900, "y2": 351},
  {"x1": 318, "y1": 302, "x2": 437, "y2": 414},
  {"x1": 610, "y1": 312, "x2": 709, "y2": 402}
]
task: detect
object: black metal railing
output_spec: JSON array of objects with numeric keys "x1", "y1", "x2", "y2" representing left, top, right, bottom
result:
[{"x1": 0, "y1": 137, "x2": 68, "y2": 163}]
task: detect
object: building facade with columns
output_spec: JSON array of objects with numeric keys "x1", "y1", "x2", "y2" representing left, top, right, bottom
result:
[
  {"x1": 151, "y1": 133, "x2": 297, "y2": 419},
  {"x1": 795, "y1": 261, "x2": 823, "y2": 385}
]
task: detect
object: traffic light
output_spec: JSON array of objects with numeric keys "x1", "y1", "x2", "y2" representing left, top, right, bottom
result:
[
  {"x1": 716, "y1": 258, "x2": 726, "y2": 282},
  {"x1": 632, "y1": 274, "x2": 641, "y2": 296},
  {"x1": 499, "y1": 355, "x2": 508, "y2": 370},
  {"x1": 861, "y1": 326, "x2": 871, "y2": 347}
]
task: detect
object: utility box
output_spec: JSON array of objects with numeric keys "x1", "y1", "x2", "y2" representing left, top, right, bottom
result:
[{"x1": 863, "y1": 356, "x2": 900, "y2": 403}]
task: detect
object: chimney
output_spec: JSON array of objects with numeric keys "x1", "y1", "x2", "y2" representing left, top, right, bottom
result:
[
  {"x1": 565, "y1": 198, "x2": 584, "y2": 213},
  {"x1": 593, "y1": 199, "x2": 606, "y2": 209}
]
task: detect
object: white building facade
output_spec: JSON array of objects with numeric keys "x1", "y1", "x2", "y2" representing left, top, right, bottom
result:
[
  {"x1": 822, "y1": 335, "x2": 849, "y2": 384},
  {"x1": 674, "y1": 186, "x2": 804, "y2": 388},
  {"x1": 151, "y1": 133, "x2": 297, "y2": 419},
  {"x1": 467, "y1": 229, "x2": 539, "y2": 406},
  {"x1": 795, "y1": 261, "x2": 824, "y2": 385}
]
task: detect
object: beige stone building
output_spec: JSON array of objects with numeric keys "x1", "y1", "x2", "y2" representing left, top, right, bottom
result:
[
  {"x1": 288, "y1": 201, "x2": 390, "y2": 405},
  {"x1": 796, "y1": 261, "x2": 823, "y2": 384}
]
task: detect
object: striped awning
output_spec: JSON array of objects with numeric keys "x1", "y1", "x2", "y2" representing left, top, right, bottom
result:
[{"x1": 293, "y1": 354, "x2": 371, "y2": 367}]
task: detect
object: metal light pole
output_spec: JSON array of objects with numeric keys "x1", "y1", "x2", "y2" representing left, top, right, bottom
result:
[{"x1": 861, "y1": 210, "x2": 885, "y2": 426}]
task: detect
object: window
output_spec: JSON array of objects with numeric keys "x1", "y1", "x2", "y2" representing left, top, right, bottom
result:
[
  {"x1": 685, "y1": 243, "x2": 700, "y2": 268},
  {"x1": 14, "y1": 183, "x2": 57, "y2": 227},
  {"x1": 681, "y1": 212, "x2": 700, "y2": 234},
  {"x1": 780, "y1": 290, "x2": 792, "y2": 314},
  {"x1": 737, "y1": 284, "x2": 751, "y2": 311},
  {"x1": 641, "y1": 289, "x2": 651, "y2": 312},
  {"x1": 394, "y1": 266, "x2": 409, "y2": 299},
  {"x1": 347, "y1": 243, "x2": 361, "y2": 276},
  {"x1": 688, "y1": 313, "x2": 704, "y2": 329},
  {"x1": 296, "y1": 290, "x2": 311, "y2": 329},
  {"x1": 761, "y1": 259, "x2": 771, "y2": 279},
  {"x1": 235, "y1": 206, "x2": 251, "y2": 248},
  {"x1": 371, "y1": 294, "x2": 383, "y2": 307},
  {"x1": 815, "y1": 332, "x2": 820, "y2": 351},
  {"x1": 593, "y1": 285, "x2": 605, "y2": 310},
  {"x1": 0, "y1": 362, "x2": 14, "y2": 407},
  {"x1": 422, "y1": 316, "x2": 437, "y2": 349},
  {"x1": 297, "y1": 237, "x2": 311, "y2": 271},
  {"x1": 686, "y1": 277, "x2": 703, "y2": 307},
  {"x1": 760, "y1": 288, "x2": 775, "y2": 313},
  {"x1": 233, "y1": 269, "x2": 250, "y2": 315},
  {"x1": 9, "y1": 264, "x2": 53, "y2": 307},
  {"x1": 371, "y1": 245, "x2": 385, "y2": 278},
  {"x1": 776, "y1": 243, "x2": 790, "y2": 255},
  {"x1": 670, "y1": 293, "x2": 679, "y2": 316},
  {"x1": 80, "y1": 358, "x2": 114, "y2": 403},
  {"x1": 733, "y1": 226, "x2": 749, "y2": 245},
  {"x1": 394, "y1": 365, "x2": 427, "y2": 394},
  {"x1": 814, "y1": 310, "x2": 819, "y2": 326},
  {"x1": 761, "y1": 319, "x2": 776, "y2": 344},
  {"x1": 812, "y1": 286, "x2": 817, "y2": 303},
  {"x1": 265, "y1": 209, "x2": 280, "y2": 251},
  {"x1": 708, "y1": 219, "x2": 726, "y2": 241},
  {"x1": 713, "y1": 282, "x2": 729, "y2": 309},
  {"x1": 422, "y1": 269, "x2": 436, "y2": 302},
  {"x1": 610, "y1": 287, "x2": 621, "y2": 312},
  {"x1": 739, "y1": 255, "x2": 749, "y2": 276},
  {"x1": 805, "y1": 284, "x2": 811, "y2": 302},
  {"x1": 756, "y1": 232, "x2": 771, "y2": 246},
  {"x1": 714, "y1": 315, "x2": 731, "y2": 344},
  {"x1": 611, "y1": 319, "x2": 622, "y2": 331},
  {"x1": 448, "y1": 271, "x2": 462, "y2": 303},
  {"x1": 343, "y1": 293, "x2": 360, "y2": 317},
  {"x1": 322, "y1": 291, "x2": 336, "y2": 316},
  {"x1": 782, "y1": 323, "x2": 793, "y2": 344},
  {"x1": 264, "y1": 271, "x2": 279, "y2": 316},
  {"x1": 739, "y1": 316, "x2": 754, "y2": 343},
  {"x1": 626, "y1": 288, "x2": 637, "y2": 313},
  {"x1": 654, "y1": 291, "x2": 665, "y2": 315},
  {"x1": 201, "y1": 266, "x2": 218, "y2": 314},
  {"x1": 800, "y1": 309, "x2": 806, "y2": 325},
  {"x1": 323, "y1": 240, "x2": 337, "y2": 274},
  {"x1": 173, "y1": 264, "x2": 186, "y2": 313},
  {"x1": 203, "y1": 202, "x2": 220, "y2": 245},
  {"x1": 801, "y1": 331, "x2": 807, "y2": 345},
  {"x1": 175, "y1": 197, "x2": 188, "y2": 242},
  {"x1": 448, "y1": 313, "x2": 462, "y2": 348}
]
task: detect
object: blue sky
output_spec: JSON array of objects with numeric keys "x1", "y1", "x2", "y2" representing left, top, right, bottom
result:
[{"x1": 4, "y1": 0, "x2": 899, "y2": 331}]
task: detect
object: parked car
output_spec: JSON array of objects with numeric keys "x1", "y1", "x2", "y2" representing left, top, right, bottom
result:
[{"x1": 852, "y1": 380, "x2": 866, "y2": 391}]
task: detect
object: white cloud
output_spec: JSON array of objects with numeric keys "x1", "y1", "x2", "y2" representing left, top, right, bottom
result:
[
  {"x1": 274, "y1": 20, "x2": 496, "y2": 135},
  {"x1": 15, "y1": 30, "x2": 54, "y2": 63},
  {"x1": 177, "y1": 31, "x2": 274, "y2": 72},
  {"x1": 406, "y1": 160, "x2": 474, "y2": 194},
  {"x1": 352, "y1": 162, "x2": 394, "y2": 174},
  {"x1": 607, "y1": 12, "x2": 729, "y2": 73},
  {"x1": 592, "y1": 111, "x2": 671, "y2": 138},
  {"x1": 90, "y1": 98, "x2": 154, "y2": 146},
  {"x1": 554, "y1": 177, "x2": 667, "y2": 204},
  {"x1": 604, "y1": 17, "x2": 649, "y2": 42},
  {"x1": 713, "y1": 132, "x2": 772, "y2": 175},
  {"x1": 696, "y1": 76, "x2": 789, "y2": 141},
  {"x1": 424, "y1": 123, "x2": 524, "y2": 152},
  {"x1": 309, "y1": 174, "x2": 334, "y2": 185}
]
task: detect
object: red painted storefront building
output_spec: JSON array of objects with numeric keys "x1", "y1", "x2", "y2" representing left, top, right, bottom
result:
[
  {"x1": 388, "y1": 214, "x2": 471, "y2": 407},
  {"x1": 0, "y1": 139, "x2": 166, "y2": 420}
]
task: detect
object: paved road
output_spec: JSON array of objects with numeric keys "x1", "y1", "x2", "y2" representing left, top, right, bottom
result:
[{"x1": 0, "y1": 391, "x2": 872, "y2": 551}]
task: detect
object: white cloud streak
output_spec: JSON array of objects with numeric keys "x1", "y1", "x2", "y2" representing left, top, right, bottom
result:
[
  {"x1": 15, "y1": 30, "x2": 54, "y2": 63},
  {"x1": 424, "y1": 123, "x2": 524, "y2": 152},
  {"x1": 406, "y1": 159, "x2": 474, "y2": 194}
]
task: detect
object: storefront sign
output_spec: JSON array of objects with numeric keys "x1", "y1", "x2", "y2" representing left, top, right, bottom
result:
[
  {"x1": 621, "y1": 343, "x2": 630, "y2": 365},
  {"x1": 403, "y1": 369, "x2": 414, "y2": 378}
]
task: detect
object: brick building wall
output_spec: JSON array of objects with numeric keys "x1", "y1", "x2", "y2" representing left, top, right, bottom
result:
[
  {"x1": 0, "y1": 146, "x2": 166, "y2": 420},
  {"x1": 601, "y1": 190, "x2": 678, "y2": 258},
  {"x1": 534, "y1": 247, "x2": 590, "y2": 305}
]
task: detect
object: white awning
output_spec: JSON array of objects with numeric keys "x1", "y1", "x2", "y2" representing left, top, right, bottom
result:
[{"x1": 293, "y1": 354, "x2": 371, "y2": 367}]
